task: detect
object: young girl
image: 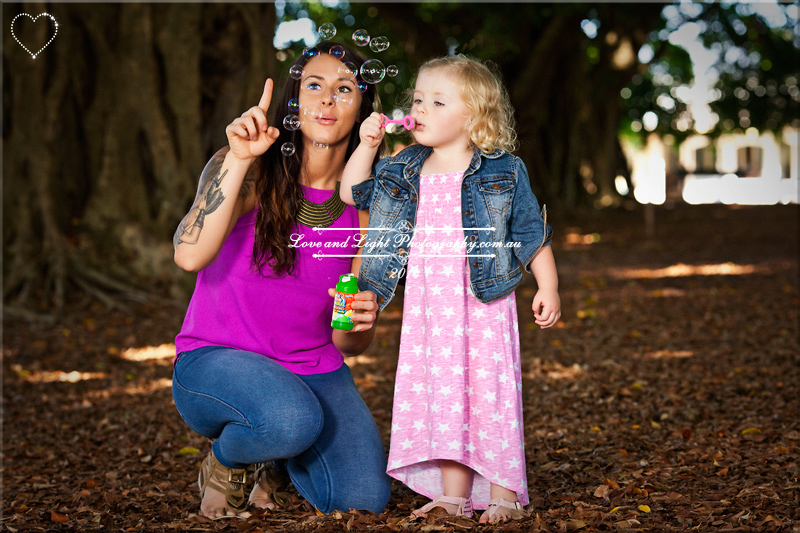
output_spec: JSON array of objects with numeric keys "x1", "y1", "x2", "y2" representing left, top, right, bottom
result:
[{"x1": 341, "y1": 55, "x2": 560, "y2": 524}]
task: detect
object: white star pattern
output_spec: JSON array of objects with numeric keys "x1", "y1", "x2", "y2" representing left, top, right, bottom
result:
[{"x1": 386, "y1": 169, "x2": 529, "y2": 507}]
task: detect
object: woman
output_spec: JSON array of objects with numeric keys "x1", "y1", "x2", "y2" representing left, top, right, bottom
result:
[{"x1": 172, "y1": 42, "x2": 390, "y2": 519}]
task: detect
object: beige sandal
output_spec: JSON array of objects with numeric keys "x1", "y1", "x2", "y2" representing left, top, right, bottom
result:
[
  {"x1": 481, "y1": 497, "x2": 527, "y2": 523},
  {"x1": 197, "y1": 450, "x2": 247, "y2": 517},
  {"x1": 411, "y1": 495, "x2": 474, "y2": 519},
  {"x1": 248, "y1": 461, "x2": 291, "y2": 510}
]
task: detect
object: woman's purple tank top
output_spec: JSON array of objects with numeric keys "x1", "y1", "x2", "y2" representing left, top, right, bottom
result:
[{"x1": 175, "y1": 185, "x2": 361, "y2": 375}]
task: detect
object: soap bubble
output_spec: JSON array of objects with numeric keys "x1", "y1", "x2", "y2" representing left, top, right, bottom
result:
[
  {"x1": 386, "y1": 65, "x2": 399, "y2": 77},
  {"x1": 303, "y1": 105, "x2": 322, "y2": 122},
  {"x1": 329, "y1": 45, "x2": 345, "y2": 60},
  {"x1": 369, "y1": 36, "x2": 390, "y2": 53},
  {"x1": 288, "y1": 98, "x2": 300, "y2": 113},
  {"x1": 338, "y1": 62, "x2": 358, "y2": 79},
  {"x1": 303, "y1": 47, "x2": 319, "y2": 59},
  {"x1": 281, "y1": 142, "x2": 296, "y2": 156},
  {"x1": 360, "y1": 59, "x2": 386, "y2": 84},
  {"x1": 289, "y1": 65, "x2": 304, "y2": 80},
  {"x1": 318, "y1": 22, "x2": 336, "y2": 40},
  {"x1": 333, "y1": 91, "x2": 354, "y2": 108},
  {"x1": 357, "y1": 81, "x2": 368, "y2": 93},
  {"x1": 312, "y1": 140, "x2": 329, "y2": 151},
  {"x1": 283, "y1": 114, "x2": 301, "y2": 131},
  {"x1": 352, "y1": 29, "x2": 370, "y2": 47}
]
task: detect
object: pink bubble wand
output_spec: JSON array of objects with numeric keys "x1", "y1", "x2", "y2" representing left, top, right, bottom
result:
[{"x1": 380, "y1": 114, "x2": 415, "y2": 131}]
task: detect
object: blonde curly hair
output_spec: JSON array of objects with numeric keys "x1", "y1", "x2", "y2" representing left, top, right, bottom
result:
[{"x1": 414, "y1": 55, "x2": 518, "y2": 154}]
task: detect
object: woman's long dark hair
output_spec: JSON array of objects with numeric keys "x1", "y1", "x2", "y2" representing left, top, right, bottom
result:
[{"x1": 254, "y1": 41, "x2": 381, "y2": 276}]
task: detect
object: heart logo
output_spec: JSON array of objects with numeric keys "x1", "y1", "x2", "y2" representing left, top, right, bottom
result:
[{"x1": 11, "y1": 12, "x2": 59, "y2": 59}]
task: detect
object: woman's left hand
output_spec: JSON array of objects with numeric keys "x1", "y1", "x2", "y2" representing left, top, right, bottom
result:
[{"x1": 328, "y1": 289, "x2": 378, "y2": 332}]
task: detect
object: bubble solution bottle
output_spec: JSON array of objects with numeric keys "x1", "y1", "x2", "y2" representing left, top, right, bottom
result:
[{"x1": 331, "y1": 274, "x2": 359, "y2": 331}]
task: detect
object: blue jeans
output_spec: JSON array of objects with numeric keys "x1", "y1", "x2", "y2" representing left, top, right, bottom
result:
[{"x1": 172, "y1": 346, "x2": 391, "y2": 514}]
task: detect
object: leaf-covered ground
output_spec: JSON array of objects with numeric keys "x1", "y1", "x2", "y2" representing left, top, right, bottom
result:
[{"x1": 3, "y1": 204, "x2": 798, "y2": 532}]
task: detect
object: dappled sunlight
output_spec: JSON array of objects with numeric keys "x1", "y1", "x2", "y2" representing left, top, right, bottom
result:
[
  {"x1": 346, "y1": 354, "x2": 378, "y2": 366},
  {"x1": 642, "y1": 350, "x2": 694, "y2": 360},
  {"x1": 609, "y1": 262, "x2": 761, "y2": 279},
  {"x1": 9, "y1": 365, "x2": 107, "y2": 383},
  {"x1": 120, "y1": 343, "x2": 175, "y2": 364},
  {"x1": 84, "y1": 378, "x2": 173, "y2": 400}
]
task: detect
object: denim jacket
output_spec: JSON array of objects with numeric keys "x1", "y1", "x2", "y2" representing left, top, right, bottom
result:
[{"x1": 352, "y1": 143, "x2": 552, "y2": 311}]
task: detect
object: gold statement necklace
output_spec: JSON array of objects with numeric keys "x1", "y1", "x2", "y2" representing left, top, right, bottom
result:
[{"x1": 297, "y1": 181, "x2": 347, "y2": 228}]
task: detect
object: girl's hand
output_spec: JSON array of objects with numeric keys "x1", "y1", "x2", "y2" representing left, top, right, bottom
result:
[
  {"x1": 532, "y1": 288, "x2": 561, "y2": 329},
  {"x1": 225, "y1": 79, "x2": 281, "y2": 162},
  {"x1": 327, "y1": 288, "x2": 379, "y2": 332},
  {"x1": 359, "y1": 112, "x2": 385, "y2": 149}
]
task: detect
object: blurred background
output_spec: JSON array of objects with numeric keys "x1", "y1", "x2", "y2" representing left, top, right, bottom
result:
[{"x1": 3, "y1": 1, "x2": 799, "y2": 316}]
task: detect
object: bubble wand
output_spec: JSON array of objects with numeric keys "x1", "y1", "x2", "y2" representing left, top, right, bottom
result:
[{"x1": 380, "y1": 114, "x2": 415, "y2": 131}]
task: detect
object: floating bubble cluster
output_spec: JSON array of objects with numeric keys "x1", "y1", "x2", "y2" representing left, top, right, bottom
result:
[
  {"x1": 360, "y1": 59, "x2": 386, "y2": 84},
  {"x1": 288, "y1": 98, "x2": 300, "y2": 113},
  {"x1": 303, "y1": 47, "x2": 319, "y2": 59},
  {"x1": 281, "y1": 142, "x2": 296, "y2": 156},
  {"x1": 386, "y1": 65, "x2": 399, "y2": 77},
  {"x1": 357, "y1": 81, "x2": 368, "y2": 93},
  {"x1": 283, "y1": 114, "x2": 301, "y2": 131},
  {"x1": 318, "y1": 22, "x2": 336, "y2": 40},
  {"x1": 352, "y1": 30, "x2": 370, "y2": 47},
  {"x1": 329, "y1": 45, "x2": 345, "y2": 60},
  {"x1": 289, "y1": 65, "x2": 304, "y2": 80},
  {"x1": 312, "y1": 140, "x2": 330, "y2": 151},
  {"x1": 369, "y1": 36, "x2": 389, "y2": 53}
]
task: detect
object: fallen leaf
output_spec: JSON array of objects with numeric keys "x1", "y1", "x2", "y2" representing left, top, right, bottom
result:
[
  {"x1": 50, "y1": 510, "x2": 69, "y2": 523},
  {"x1": 741, "y1": 427, "x2": 761, "y2": 435},
  {"x1": 179, "y1": 446, "x2": 201, "y2": 455}
]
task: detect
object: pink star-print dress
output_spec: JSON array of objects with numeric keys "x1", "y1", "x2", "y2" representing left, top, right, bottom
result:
[{"x1": 386, "y1": 170, "x2": 529, "y2": 509}]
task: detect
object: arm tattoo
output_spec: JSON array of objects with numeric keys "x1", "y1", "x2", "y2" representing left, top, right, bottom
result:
[{"x1": 173, "y1": 154, "x2": 229, "y2": 248}]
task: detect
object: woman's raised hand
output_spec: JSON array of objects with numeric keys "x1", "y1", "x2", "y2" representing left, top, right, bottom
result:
[{"x1": 225, "y1": 79, "x2": 282, "y2": 161}]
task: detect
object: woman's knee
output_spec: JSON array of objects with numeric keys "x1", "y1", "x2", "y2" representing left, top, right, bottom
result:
[{"x1": 251, "y1": 396, "x2": 324, "y2": 456}]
